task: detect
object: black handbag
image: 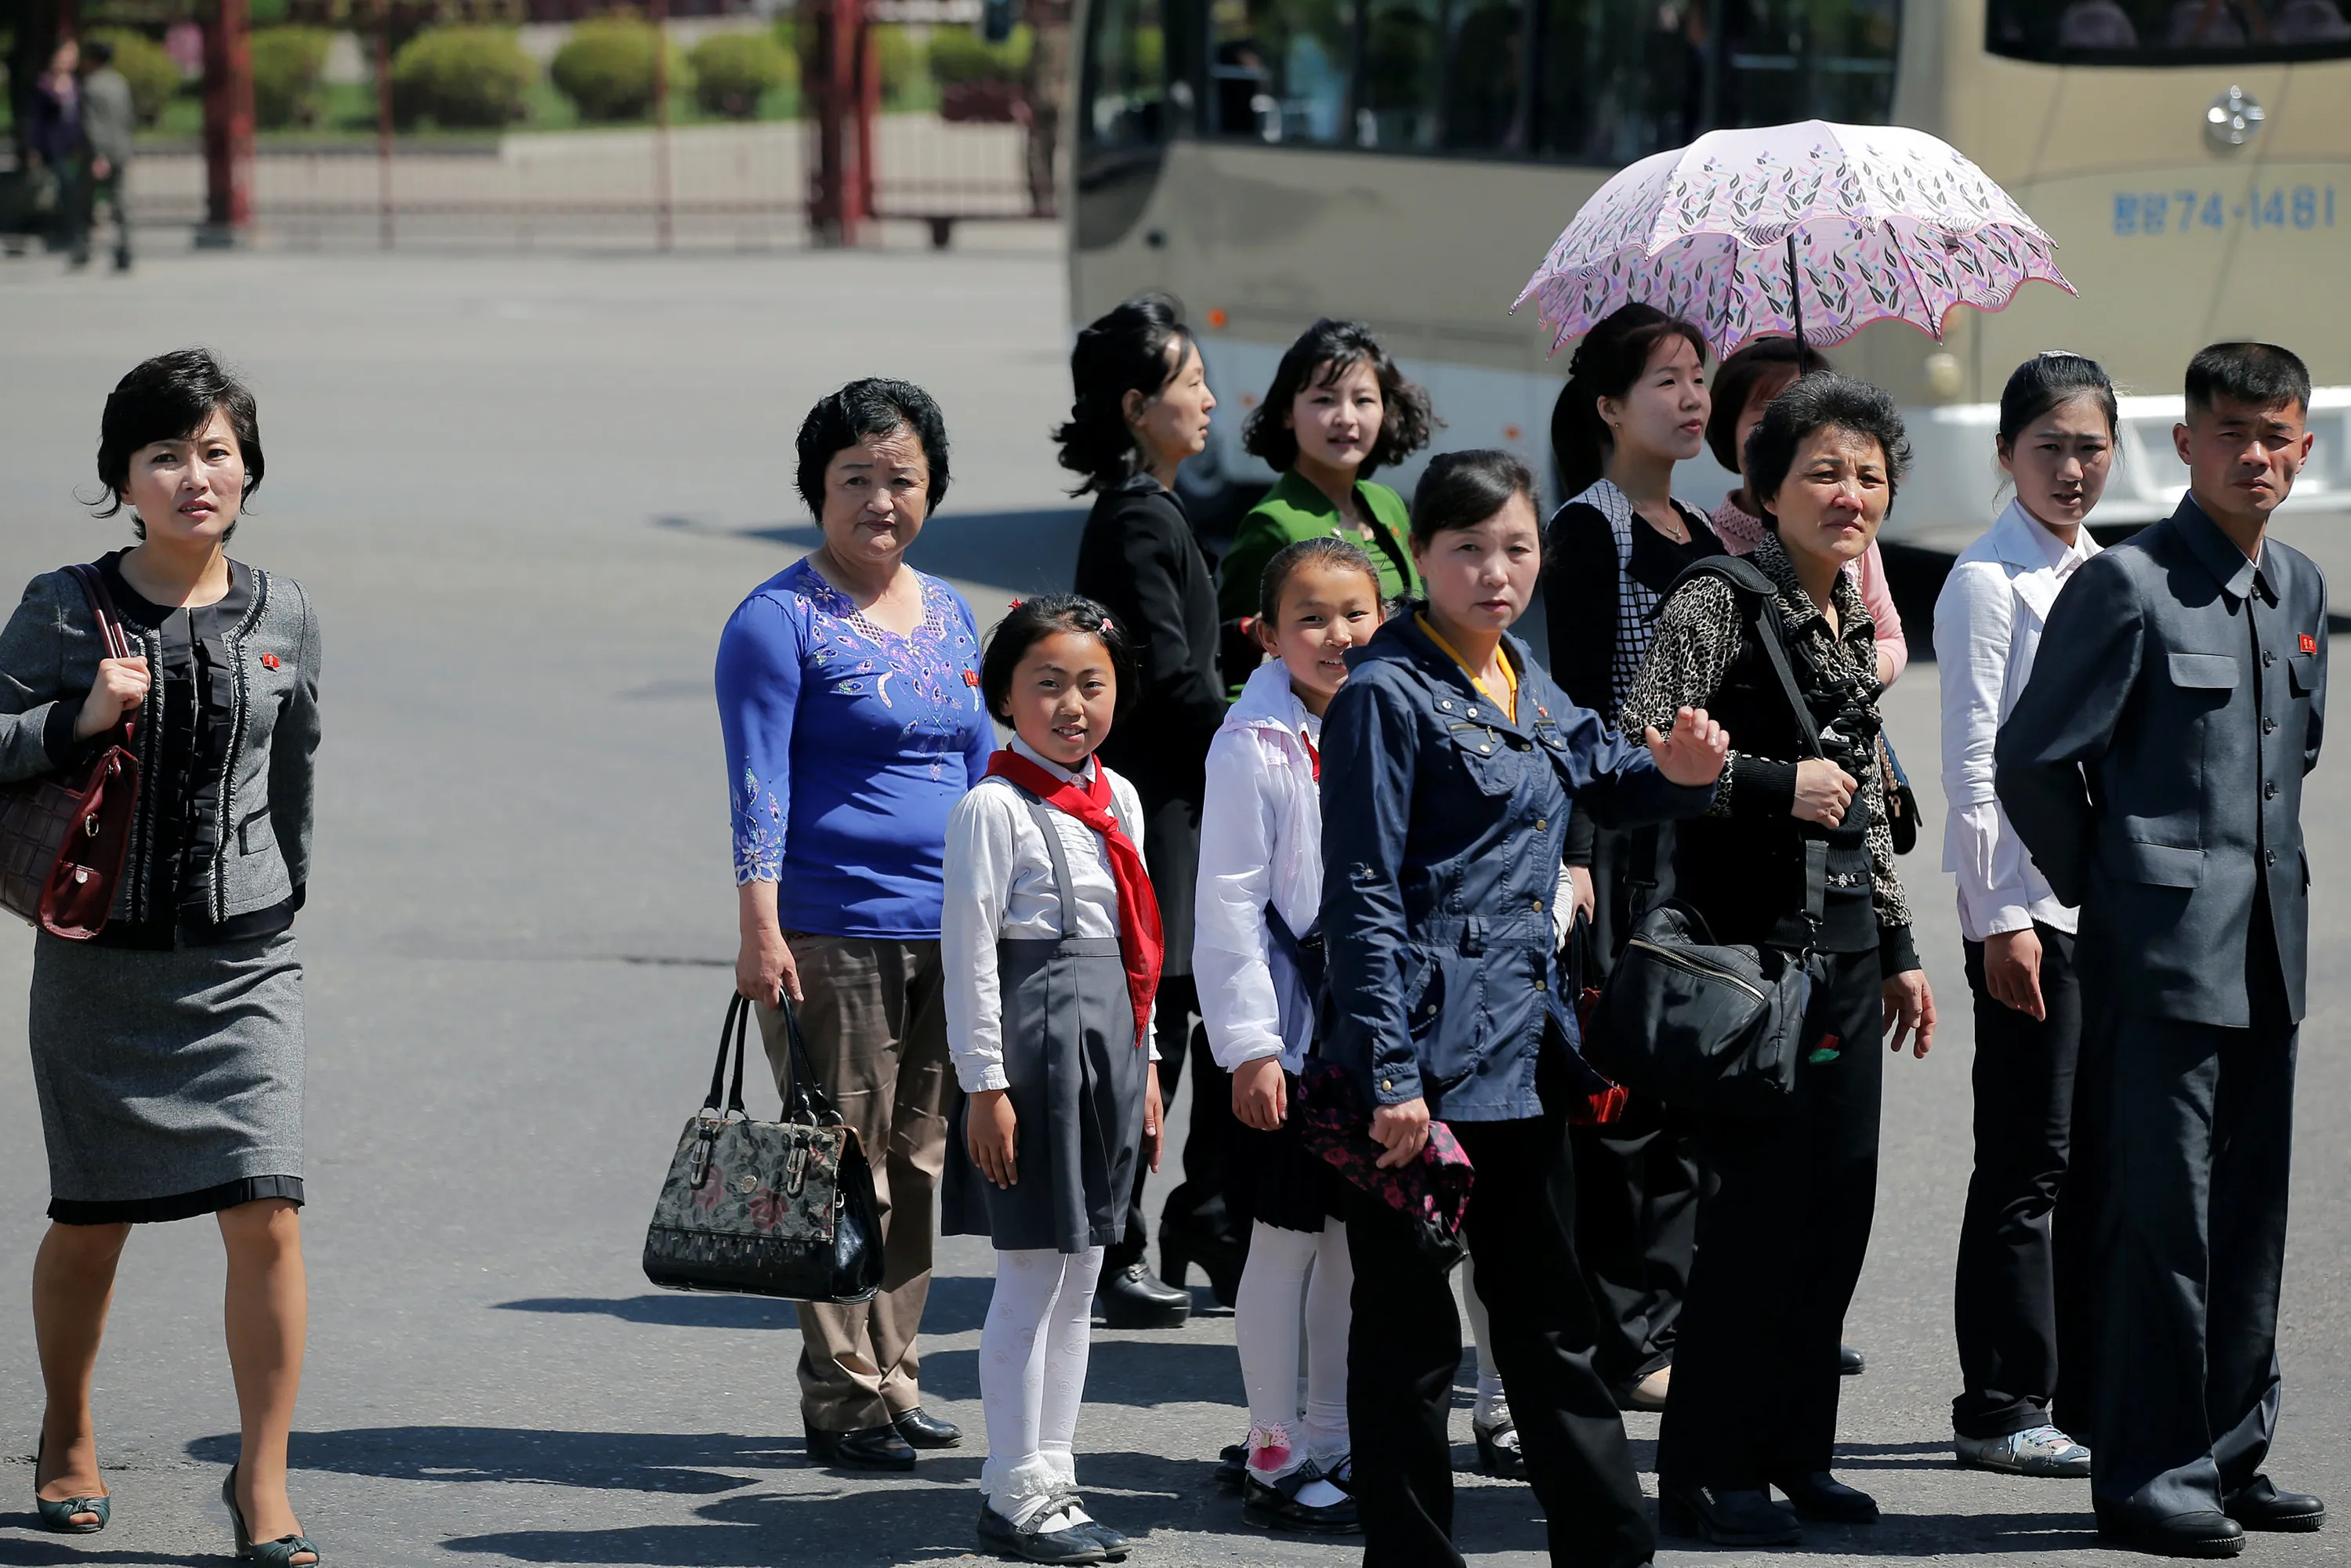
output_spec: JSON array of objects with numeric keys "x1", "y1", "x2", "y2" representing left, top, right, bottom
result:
[
  {"x1": 642, "y1": 994, "x2": 886, "y2": 1303},
  {"x1": 1580, "y1": 556, "x2": 1830, "y2": 1119}
]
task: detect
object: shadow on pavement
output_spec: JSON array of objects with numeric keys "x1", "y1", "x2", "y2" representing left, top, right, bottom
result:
[
  {"x1": 490, "y1": 1273, "x2": 998, "y2": 1334},
  {"x1": 655, "y1": 506, "x2": 1091, "y2": 598},
  {"x1": 0, "y1": 1543, "x2": 216, "y2": 1568},
  {"x1": 186, "y1": 1428, "x2": 784, "y2": 1494},
  {"x1": 918, "y1": 1339, "x2": 1244, "y2": 1407}
]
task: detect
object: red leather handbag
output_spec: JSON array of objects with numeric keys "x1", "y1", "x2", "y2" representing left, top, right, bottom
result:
[{"x1": 0, "y1": 563, "x2": 142, "y2": 940}]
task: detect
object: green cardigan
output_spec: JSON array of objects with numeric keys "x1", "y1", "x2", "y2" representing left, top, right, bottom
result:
[{"x1": 1216, "y1": 469, "x2": 1421, "y2": 631}]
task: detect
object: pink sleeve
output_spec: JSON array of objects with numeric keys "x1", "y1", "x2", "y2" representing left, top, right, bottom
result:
[{"x1": 1857, "y1": 541, "x2": 1907, "y2": 685}]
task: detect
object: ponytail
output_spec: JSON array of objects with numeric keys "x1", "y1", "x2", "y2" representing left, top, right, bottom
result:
[{"x1": 1549, "y1": 302, "x2": 1708, "y2": 498}]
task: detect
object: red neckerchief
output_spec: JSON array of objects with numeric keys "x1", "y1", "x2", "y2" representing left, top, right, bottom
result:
[
  {"x1": 1302, "y1": 726, "x2": 1320, "y2": 783},
  {"x1": 984, "y1": 749, "x2": 1164, "y2": 1050}
]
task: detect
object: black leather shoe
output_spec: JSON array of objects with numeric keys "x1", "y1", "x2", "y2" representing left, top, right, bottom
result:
[
  {"x1": 976, "y1": 1501, "x2": 1107, "y2": 1563},
  {"x1": 1097, "y1": 1262, "x2": 1190, "y2": 1329},
  {"x1": 891, "y1": 1407, "x2": 962, "y2": 1448},
  {"x1": 1839, "y1": 1343, "x2": 1866, "y2": 1376},
  {"x1": 1213, "y1": 1443, "x2": 1248, "y2": 1491},
  {"x1": 1242, "y1": 1466, "x2": 1361, "y2": 1534},
  {"x1": 2226, "y1": 1478, "x2": 2326, "y2": 1532},
  {"x1": 1773, "y1": 1471, "x2": 1879, "y2": 1523},
  {"x1": 1161, "y1": 1219, "x2": 1246, "y2": 1308},
  {"x1": 1657, "y1": 1480, "x2": 1802, "y2": 1545},
  {"x1": 806, "y1": 1423, "x2": 917, "y2": 1472},
  {"x1": 2099, "y1": 1510, "x2": 2246, "y2": 1558},
  {"x1": 1049, "y1": 1492, "x2": 1130, "y2": 1561}
]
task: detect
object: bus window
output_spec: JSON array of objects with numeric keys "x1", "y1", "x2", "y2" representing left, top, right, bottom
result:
[
  {"x1": 1715, "y1": 0, "x2": 1900, "y2": 128},
  {"x1": 1209, "y1": 0, "x2": 1357, "y2": 143},
  {"x1": 1355, "y1": 0, "x2": 1528, "y2": 151},
  {"x1": 1538, "y1": 0, "x2": 1703, "y2": 165},
  {"x1": 1083, "y1": 0, "x2": 1168, "y2": 157},
  {"x1": 1990, "y1": 0, "x2": 2351, "y2": 62}
]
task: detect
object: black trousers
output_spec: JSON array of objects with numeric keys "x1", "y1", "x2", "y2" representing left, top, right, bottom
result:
[
  {"x1": 1659, "y1": 947, "x2": 1884, "y2": 1489},
  {"x1": 2075, "y1": 928, "x2": 2297, "y2": 1526},
  {"x1": 1347, "y1": 1079, "x2": 1654, "y2": 1568},
  {"x1": 1953, "y1": 922, "x2": 2088, "y2": 1439},
  {"x1": 1103, "y1": 974, "x2": 1239, "y2": 1271}
]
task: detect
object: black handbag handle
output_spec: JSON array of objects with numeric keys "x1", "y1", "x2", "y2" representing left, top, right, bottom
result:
[
  {"x1": 704, "y1": 991, "x2": 846, "y2": 1128},
  {"x1": 62, "y1": 562, "x2": 139, "y2": 747}
]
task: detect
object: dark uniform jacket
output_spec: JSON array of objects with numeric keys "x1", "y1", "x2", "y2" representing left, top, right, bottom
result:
[{"x1": 1996, "y1": 495, "x2": 2327, "y2": 1027}]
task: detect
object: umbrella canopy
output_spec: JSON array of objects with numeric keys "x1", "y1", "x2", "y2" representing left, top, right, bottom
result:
[{"x1": 1513, "y1": 120, "x2": 2074, "y2": 360}]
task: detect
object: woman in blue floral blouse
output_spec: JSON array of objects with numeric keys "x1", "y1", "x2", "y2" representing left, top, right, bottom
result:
[{"x1": 715, "y1": 378, "x2": 993, "y2": 1472}]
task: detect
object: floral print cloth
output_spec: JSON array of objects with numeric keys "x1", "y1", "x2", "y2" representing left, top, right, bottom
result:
[{"x1": 715, "y1": 558, "x2": 993, "y2": 939}]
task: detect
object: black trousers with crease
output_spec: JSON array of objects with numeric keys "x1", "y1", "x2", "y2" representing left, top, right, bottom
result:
[{"x1": 1103, "y1": 975, "x2": 1239, "y2": 1272}]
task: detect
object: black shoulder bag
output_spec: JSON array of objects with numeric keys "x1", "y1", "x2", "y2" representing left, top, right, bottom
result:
[{"x1": 1580, "y1": 556, "x2": 1826, "y2": 1120}]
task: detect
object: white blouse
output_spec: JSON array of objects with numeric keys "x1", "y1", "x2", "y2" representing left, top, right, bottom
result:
[{"x1": 941, "y1": 734, "x2": 1157, "y2": 1093}]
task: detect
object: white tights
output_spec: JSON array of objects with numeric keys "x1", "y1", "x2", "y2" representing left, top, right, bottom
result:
[
  {"x1": 980, "y1": 1246, "x2": 1103, "y2": 1521},
  {"x1": 1233, "y1": 1219, "x2": 1353, "y2": 1472},
  {"x1": 1459, "y1": 1257, "x2": 1508, "y2": 1422}
]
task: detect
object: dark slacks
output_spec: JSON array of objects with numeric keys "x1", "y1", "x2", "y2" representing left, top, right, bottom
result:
[
  {"x1": 1103, "y1": 974, "x2": 1238, "y2": 1271},
  {"x1": 1347, "y1": 1074, "x2": 1654, "y2": 1568},
  {"x1": 1953, "y1": 922, "x2": 2088, "y2": 1439},
  {"x1": 1570, "y1": 1092, "x2": 1702, "y2": 1386},
  {"x1": 2076, "y1": 925, "x2": 2297, "y2": 1526},
  {"x1": 1659, "y1": 947, "x2": 1883, "y2": 1488}
]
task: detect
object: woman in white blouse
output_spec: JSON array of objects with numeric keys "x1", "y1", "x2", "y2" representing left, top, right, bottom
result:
[{"x1": 1933, "y1": 351, "x2": 2118, "y2": 1483}]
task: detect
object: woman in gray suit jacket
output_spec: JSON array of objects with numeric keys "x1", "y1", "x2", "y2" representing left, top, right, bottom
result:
[{"x1": 4, "y1": 350, "x2": 324, "y2": 1565}]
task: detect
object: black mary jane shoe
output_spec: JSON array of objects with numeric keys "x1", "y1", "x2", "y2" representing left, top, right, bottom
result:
[
  {"x1": 1213, "y1": 1443, "x2": 1248, "y2": 1491},
  {"x1": 806, "y1": 1423, "x2": 917, "y2": 1472},
  {"x1": 1773, "y1": 1472, "x2": 1879, "y2": 1524},
  {"x1": 1473, "y1": 1415, "x2": 1527, "y2": 1480},
  {"x1": 891, "y1": 1407, "x2": 963, "y2": 1449},
  {"x1": 1049, "y1": 1493, "x2": 1131, "y2": 1562},
  {"x1": 1657, "y1": 1480, "x2": 1803, "y2": 1547},
  {"x1": 2226, "y1": 1477, "x2": 2327, "y2": 1533},
  {"x1": 976, "y1": 1500, "x2": 1107, "y2": 1564},
  {"x1": 2099, "y1": 1509, "x2": 2247, "y2": 1559},
  {"x1": 1242, "y1": 1465, "x2": 1361, "y2": 1534},
  {"x1": 1838, "y1": 1343, "x2": 1866, "y2": 1376},
  {"x1": 1096, "y1": 1262, "x2": 1191, "y2": 1329}
]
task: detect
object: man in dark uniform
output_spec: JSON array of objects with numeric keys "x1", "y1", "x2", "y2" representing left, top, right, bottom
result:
[{"x1": 1998, "y1": 342, "x2": 2327, "y2": 1559}]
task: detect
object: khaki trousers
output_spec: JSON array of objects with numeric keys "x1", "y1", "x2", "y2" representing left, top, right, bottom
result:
[{"x1": 760, "y1": 934, "x2": 951, "y2": 1434}]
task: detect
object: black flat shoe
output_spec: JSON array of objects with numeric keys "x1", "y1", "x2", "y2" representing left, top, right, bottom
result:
[
  {"x1": 1161, "y1": 1219, "x2": 1245, "y2": 1309},
  {"x1": 976, "y1": 1500, "x2": 1107, "y2": 1563},
  {"x1": 1773, "y1": 1471, "x2": 1879, "y2": 1523},
  {"x1": 1657, "y1": 1480, "x2": 1803, "y2": 1546},
  {"x1": 2099, "y1": 1509, "x2": 2246, "y2": 1558},
  {"x1": 1213, "y1": 1443, "x2": 1248, "y2": 1491},
  {"x1": 806, "y1": 1423, "x2": 917, "y2": 1472},
  {"x1": 1049, "y1": 1494, "x2": 1131, "y2": 1562},
  {"x1": 2226, "y1": 1478, "x2": 2326, "y2": 1532},
  {"x1": 1839, "y1": 1343, "x2": 1865, "y2": 1376},
  {"x1": 1473, "y1": 1415, "x2": 1527, "y2": 1480},
  {"x1": 1097, "y1": 1262, "x2": 1190, "y2": 1329},
  {"x1": 891, "y1": 1407, "x2": 963, "y2": 1448},
  {"x1": 1242, "y1": 1466, "x2": 1360, "y2": 1534}
]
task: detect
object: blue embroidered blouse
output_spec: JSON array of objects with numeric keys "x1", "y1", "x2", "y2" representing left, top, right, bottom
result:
[{"x1": 715, "y1": 559, "x2": 994, "y2": 939}]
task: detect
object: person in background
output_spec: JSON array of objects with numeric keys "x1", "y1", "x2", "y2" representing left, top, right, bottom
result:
[
  {"x1": 1998, "y1": 343, "x2": 2328, "y2": 1559},
  {"x1": 1934, "y1": 352, "x2": 2117, "y2": 1483},
  {"x1": 1321, "y1": 447, "x2": 1730, "y2": 1568},
  {"x1": 1066, "y1": 294, "x2": 1240, "y2": 1326},
  {"x1": 78, "y1": 38, "x2": 135, "y2": 273},
  {"x1": 715, "y1": 378, "x2": 991, "y2": 1473},
  {"x1": 1197, "y1": 538, "x2": 1384, "y2": 1534},
  {"x1": 1541, "y1": 301, "x2": 1719, "y2": 1418},
  {"x1": 1628, "y1": 373, "x2": 1936, "y2": 1547},
  {"x1": 27, "y1": 37, "x2": 86, "y2": 266},
  {"x1": 1215, "y1": 318, "x2": 1433, "y2": 687}
]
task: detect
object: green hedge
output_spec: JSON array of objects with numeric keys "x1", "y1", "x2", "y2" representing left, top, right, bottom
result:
[
  {"x1": 776, "y1": 18, "x2": 922, "y2": 107},
  {"x1": 85, "y1": 28, "x2": 180, "y2": 127},
  {"x1": 250, "y1": 26, "x2": 333, "y2": 129},
  {"x1": 551, "y1": 18, "x2": 689, "y2": 122},
  {"x1": 927, "y1": 24, "x2": 1031, "y2": 87},
  {"x1": 687, "y1": 31, "x2": 792, "y2": 119},
  {"x1": 391, "y1": 26, "x2": 534, "y2": 129}
]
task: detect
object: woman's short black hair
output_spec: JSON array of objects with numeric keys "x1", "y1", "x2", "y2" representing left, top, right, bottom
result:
[
  {"x1": 1241, "y1": 318, "x2": 1437, "y2": 478},
  {"x1": 2185, "y1": 341, "x2": 2311, "y2": 419},
  {"x1": 1410, "y1": 448, "x2": 1537, "y2": 547},
  {"x1": 1549, "y1": 302, "x2": 1708, "y2": 498},
  {"x1": 795, "y1": 378, "x2": 951, "y2": 519},
  {"x1": 980, "y1": 593, "x2": 1137, "y2": 722},
  {"x1": 1055, "y1": 293, "x2": 1194, "y2": 496},
  {"x1": 1259, "y1": 535, "x2": 1382, "y2": 623},
  {"x1": 95, "y1": 348, "x2": 263, "y2": 531},
  {"x1": 1706, "y1": 336, "x2": 1833, "y2": 473},
  {"x1": 1743, "y1": 372, "x2": 1913, "y2": 526},
  {"x1": 1998, "y1": 351, "x2": 2119, "y2": 452}
]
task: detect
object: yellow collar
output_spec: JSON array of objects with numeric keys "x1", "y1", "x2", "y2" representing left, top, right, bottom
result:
[{"x1": 1417, "y1": 614, "x2": 1517, "y2": 722}]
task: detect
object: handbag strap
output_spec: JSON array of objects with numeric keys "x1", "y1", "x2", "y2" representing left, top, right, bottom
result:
[
  {"x1": 60, "y1": 562, "x2": 138, "y2": 744},
  {"x1": 705, "y1": 990, "x2": 847, "y2": 1128}
]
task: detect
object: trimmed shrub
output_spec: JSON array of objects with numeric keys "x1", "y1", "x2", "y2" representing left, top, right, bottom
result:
[
  {"x1": 391, "y1": 26, "x2": 534, "y2": 129},
  {"x1": 926, "y1": 24, "x2": 1030, "y2": 87},
  {"x1": 687, "y1": 30, "x2": 791, "y2": 119},
  {"x1": 777, "y1": 19, "x2": 921, "y2": 107},
  {"x1": 250, "y1": 26, "x2": 333, "y2": 129},
  {"x1": 550, "y1": 18, "x2": 688, "y2": 123},
  {"x1": 85, "y1": 28, "x2": 180, "y2": 127}
]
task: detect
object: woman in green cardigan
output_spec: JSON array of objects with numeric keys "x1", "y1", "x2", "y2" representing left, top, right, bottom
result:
[{"x1": 1219, "y1": 320, "x2": 1436, "y2": 674}]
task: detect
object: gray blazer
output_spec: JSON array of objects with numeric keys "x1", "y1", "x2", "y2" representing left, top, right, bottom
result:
[
  {"x1": 1995, "y1": 497, "x2": 2326, "y2": 1027},
  {"x1": 80, "y1": 67, "x2": 135, "y2": 168},
  {"x1": 0, "y1": 562, "x2": 321, "y2": 927}
]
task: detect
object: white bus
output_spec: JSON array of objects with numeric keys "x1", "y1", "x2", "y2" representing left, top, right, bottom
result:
[{"x1": 1065, "y1": 0, "x2": 2351, "y2": 549}]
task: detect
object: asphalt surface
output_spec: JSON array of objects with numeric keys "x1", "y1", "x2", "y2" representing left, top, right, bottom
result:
[{"x1": 0, "y1": 246, "x2": 2346, "y2": 1567}]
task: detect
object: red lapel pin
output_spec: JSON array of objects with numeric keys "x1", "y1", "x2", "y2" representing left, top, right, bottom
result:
[
  {"x1": 2299, "y1": 634, "x2": 2317, "y2": 654},
  {"x1": 963, "y1": 669, "x2": 980, "y2": 686},
  {"x1": 261, "y1": 654, "x2": 281, "y2": 669}
]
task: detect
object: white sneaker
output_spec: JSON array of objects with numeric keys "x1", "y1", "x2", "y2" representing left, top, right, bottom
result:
[{"x1": 1954, "y1": 1424, "x2": 2092, "y2": 1478}]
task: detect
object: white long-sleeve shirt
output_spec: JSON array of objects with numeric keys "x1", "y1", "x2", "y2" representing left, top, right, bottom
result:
[
  {"x1": 940, "y1": 734, "x2": 1157, "y2": 1093},
  {"x1": 1933, "y1": 499, "x2": 2100, "y2": 940},
  {"x1": 1195, "y1": 660, "x2": 1325, "y2": 1074}
]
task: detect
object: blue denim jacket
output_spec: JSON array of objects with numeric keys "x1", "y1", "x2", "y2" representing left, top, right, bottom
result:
[{"x1": 1319, "y1": 613, "x2": 1715, "y2": 1121}]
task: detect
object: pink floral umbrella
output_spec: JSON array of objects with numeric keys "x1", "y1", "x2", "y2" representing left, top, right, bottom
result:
[{"x1": 1513, "y1": 120, "x2": 2074, "y2": 359}]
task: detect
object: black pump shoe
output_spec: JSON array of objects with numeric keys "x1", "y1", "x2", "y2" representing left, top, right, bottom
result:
[
  {"x1": 1097, "y1": 1262, "x2": 1190, "y2": 1328},
  {"x1": 1161, "y1": 1219, "x2": 1245, "y2": 1309},
  {"x1": 2099, "y1": 1509, "x2": 2247, "y2": 1558},
  {"x1": 1657, "y1": 1480, "x2": 1803, "y2": 1546},
  {"x1": 1839, "y1": 1343, "x2": 1866, "y2": 1376},
  {"x1": 806, "y1": 1424, "x2": 917, "y2": 1472},
  {"x1": 1773, "y1": 1472, "x2": 1879, "y2": 1523},
  {"x1": 891, "y1": 1407, "x2": 962, "y2": 1448},
  {"x1": 2226, "y1": 1478, "x2": 2326, "y2": 1533}
]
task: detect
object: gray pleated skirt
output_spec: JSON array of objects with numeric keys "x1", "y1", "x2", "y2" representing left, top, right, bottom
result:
[{"x1": 28, "y1": 930, "x2": 306, "y2": 1224}]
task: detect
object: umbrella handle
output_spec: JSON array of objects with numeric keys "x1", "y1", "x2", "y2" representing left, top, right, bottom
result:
[{"x1": 1787, "y1": 233, "x2": 1803, "y2": 349}]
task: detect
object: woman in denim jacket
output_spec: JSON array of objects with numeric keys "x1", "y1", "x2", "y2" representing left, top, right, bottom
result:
[{"x1": 1318, "y1": 449, "x2": 1728, "y2": 1568}]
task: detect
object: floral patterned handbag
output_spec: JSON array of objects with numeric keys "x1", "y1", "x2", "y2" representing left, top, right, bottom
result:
[{"x1": 642, "y1": 994, "x2": 886, "y2": 1304}]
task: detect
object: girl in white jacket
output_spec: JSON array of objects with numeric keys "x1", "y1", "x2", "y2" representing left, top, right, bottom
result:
[{"x1": 1196, "y1": 537, "x2": 1386, "y2": 1533}]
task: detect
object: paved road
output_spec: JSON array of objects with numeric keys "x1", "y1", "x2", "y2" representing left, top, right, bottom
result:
[{"x1": 0, "y1": 248, "x2": 2346, "y2": 1567}]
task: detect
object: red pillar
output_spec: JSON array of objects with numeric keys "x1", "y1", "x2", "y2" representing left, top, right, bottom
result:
[
  {"x1": 806, "y1": 0, "x2": 867, "y2": 245},
  {"x1": 199, "y1": 0, "x2": 255, "y2": 244},
  {"x1": 651, "y1": 0, "x2": 672, "y2": 250}
]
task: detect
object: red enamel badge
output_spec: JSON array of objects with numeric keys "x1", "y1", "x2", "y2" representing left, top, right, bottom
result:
[
  {"x1": 2300, "y1": 634, "x2": 2317, "y2": 654},
  {"x1": 262, "y1": 654, "x2": 281, "y2": 669},
  {"x1": 963, "y1": 669, "x2": 980, "y2": 686}
]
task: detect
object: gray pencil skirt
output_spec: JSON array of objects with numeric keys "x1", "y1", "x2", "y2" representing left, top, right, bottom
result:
[{"x1": 27, "y1": 929, "x2": 306, "y2": 1225}]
